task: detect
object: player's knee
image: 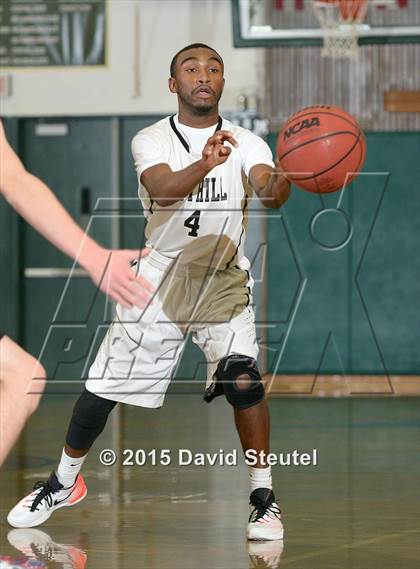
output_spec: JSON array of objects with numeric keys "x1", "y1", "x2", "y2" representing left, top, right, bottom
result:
[
  {"x1": 234, "y1": 373, "x2": 253, "y2": 390},
  {"x1": 66, "y1": 389, "x2": 117, "y2": 450},
  {"x1": 224, "y1": 358, "x2": 264, "y2": 409},
  {"x1": 71, "y1": 389, "x2": 117, "y2": 430},
  {"x1": 204, "y1": 354, "x2": 265, "y2": 409}
]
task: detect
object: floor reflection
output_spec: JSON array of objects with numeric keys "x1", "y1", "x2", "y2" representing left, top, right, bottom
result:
[
  {"x1": 4, "y1": 529, "x2": 285, "y2": 569},
  {"x1": 7, "y1": 529, "x2": 87, "y2": 569},
  {"x1": 247, "y1": 540, "x2": 284, "y2": 568}
]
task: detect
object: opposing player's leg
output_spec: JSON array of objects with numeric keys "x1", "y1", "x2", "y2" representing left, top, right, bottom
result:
[
  {"x1": 196, "y1": 306, "x2": 283, "y2": 541},
  {"x1": 0, "y1": 335, "x2": 46, "y2": 465}
]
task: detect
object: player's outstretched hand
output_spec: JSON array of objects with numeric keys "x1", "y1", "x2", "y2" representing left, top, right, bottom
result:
[
  {"x1": 274, "y1": 158, "x2": 290, "y2": 180},
  {"x1": 271, "y1": 160, "x2": 291, "y2": 206},
  {"x1": 200, "y1": 130, "x2": 239, "y2": 172},
  {"x1": 86, "y1": 247, "x2": 155, "y2": 308}
]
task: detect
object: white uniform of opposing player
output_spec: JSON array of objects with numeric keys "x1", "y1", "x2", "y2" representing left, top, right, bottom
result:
[{"x1": 86, "y1": 115, "x2": 275, "y2": 408}]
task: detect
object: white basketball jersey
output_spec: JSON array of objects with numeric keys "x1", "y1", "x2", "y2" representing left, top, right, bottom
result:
[{"x1": 132, "y1": 116, "x2": 273, "y2": 270}]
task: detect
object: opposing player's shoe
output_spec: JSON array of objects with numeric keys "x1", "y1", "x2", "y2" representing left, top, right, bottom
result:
[
  {"x1": 247, "y1": 488, "x2": 284, "y2": 541},
  {"x1": 7, "y1": 472, "x2": 87, "y2": 528},
  {"x1": 8, "y1": 528, "x2": 87, "y2": 569}
]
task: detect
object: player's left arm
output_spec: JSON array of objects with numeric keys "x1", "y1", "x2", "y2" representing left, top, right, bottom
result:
[
  {"x1": 249, "y1": 162, "x2": 291, "y2": 209},
  {"x1": 241, "y1": 132, "x2": 290, "y2": 209}
]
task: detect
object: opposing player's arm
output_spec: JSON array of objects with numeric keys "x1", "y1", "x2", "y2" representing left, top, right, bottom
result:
[
  {"x1": 140, "y1": 131, "x2": 238, "y2": 207},
  {"x1": 0, "y1": 121, "x2": 153, "y2": 308},
  {"x1": 249, "y1": 162, "x2": 291, "y2": 209}
]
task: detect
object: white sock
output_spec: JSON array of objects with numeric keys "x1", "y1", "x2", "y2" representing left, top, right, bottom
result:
[
  {"x1": 56, "y1": 448, "x2": 86, "y2": 488},
  {"x1": 249, "y1": 465, "x2": 272, "y2": 492}
]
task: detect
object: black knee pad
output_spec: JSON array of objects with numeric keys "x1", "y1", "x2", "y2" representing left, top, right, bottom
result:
[
  {"x1": 65, "y1": 389, "x2": 117, "y2": 450},
  {"x1": 203, "y1": 354, "x2": 265, "y2": 409}
]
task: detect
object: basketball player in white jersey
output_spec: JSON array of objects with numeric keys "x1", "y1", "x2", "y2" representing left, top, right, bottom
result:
[
  {"x1": 8, "y1": 44, "x2": 291, "y2": 541},
  {"x1": 0, "y1": 121, "x2": 153, "y2": 464}
]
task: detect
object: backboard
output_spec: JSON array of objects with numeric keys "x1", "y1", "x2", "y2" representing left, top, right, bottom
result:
[{"x1": 232, "y1": 0, "x2": 420, "y2": 47}]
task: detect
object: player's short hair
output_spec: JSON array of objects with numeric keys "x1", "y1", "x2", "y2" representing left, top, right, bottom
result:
[{"x1": 170, "y1": 43, "x2": 223, "y2": 77}]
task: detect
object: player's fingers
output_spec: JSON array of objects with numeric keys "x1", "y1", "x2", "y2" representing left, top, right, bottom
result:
[
  {"x1": 122, "y1": 249, "x2": 140, "y2": 264},
  {"x1": 135, "y1": 289, "x2": 154, "y2": 308},
  {"x1": 215, "y1": 130, "x2": 238, "y2": 146},
  {"x1": 121, "y1": 275, "x2": 154, "y2": 300},
  {"x1": 134, "y1": 274, "x2": 155, "y2": 293},
  {"x1": 226, "y1": 136, "x2": 239, "y2": 148},
  {"x1": 120, "y1": 284, "x2": 152, "y2": 309},
  {"x1": 274, "y1": 158, "x2": 286, "y2": 172},
  {"x1": 120, "y1": 249, "x2": 150, "y2": 271},
  {"x1": 207, "y1": 131, "x2": 238, "y2": 148},
  {"x1": 124, "y1": 248, "x2": 151, "y2": 263},
  {"x1": 115, "y1": 252, "x2": 154, "y2": 287},
  {"x1": 274, "y1": 159, "x2": 290, "y2": 180},
  {"x1": 220, "y1": 146, "x2": 231, "y2": 156},
  {"x1": 140, "y1": 247, "x2": 151, "y2": 257},
  {"x1": 117, "y1": 297, "x2": 132, "y2": 309},
  {"x1": 120, "y1": 274, "x2": 154, "y2": 299},
  {"x1": 115, "y1": 285, "x2": 141, "y2": 308},
  {"x1": 107, "y1": 287, "x2": 131, "y2": 308}
]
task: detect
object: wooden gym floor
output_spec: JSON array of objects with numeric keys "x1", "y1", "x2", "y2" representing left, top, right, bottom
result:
[{"x1": 1, "y1": 390, "x2": 419, "y2": 568}]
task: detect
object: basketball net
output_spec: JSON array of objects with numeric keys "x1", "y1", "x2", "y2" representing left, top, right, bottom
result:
[{"x1": 312, "y1": 0, "x2": 369, "y2": 59}]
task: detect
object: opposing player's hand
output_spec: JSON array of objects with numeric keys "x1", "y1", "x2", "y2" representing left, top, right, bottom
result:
[
  {"x1": 86, "y1": 247, "x2": 155, "y2": 308},
  {"x1": 200, "y1": 131, "x2": 238, "y2": 172}
]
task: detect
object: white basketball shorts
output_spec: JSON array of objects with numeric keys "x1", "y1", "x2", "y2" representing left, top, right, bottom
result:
[{"x1": 85, "y1": 249, "x2": 258, "y2": 408}]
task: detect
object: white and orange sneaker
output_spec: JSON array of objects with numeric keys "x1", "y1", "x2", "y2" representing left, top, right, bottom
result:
[
  {"x1": 7, "y1": 472, "x2": 87, "y2": 528},
  {"x1": 247, "y1": 488, "x2": 284, "y2": 541}
]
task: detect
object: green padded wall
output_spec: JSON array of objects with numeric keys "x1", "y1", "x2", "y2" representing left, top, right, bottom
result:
[
  {"x1": 119, "y1": 115, "x2": 163, "y2": 251},
  {"x1": 19, "y1": 118, "x2": 116, "y2": 388},
  {"x1": 267, "y1": 132, "x2": 420, "y2": 374}
]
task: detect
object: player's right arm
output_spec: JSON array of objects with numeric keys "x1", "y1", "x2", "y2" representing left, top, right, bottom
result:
[
  {"x1": 0, "y1": 121, "x2": 153, "y2": 308},
  {"x1": 138, "y1": 131, "x2": 238, "y2": 207}
]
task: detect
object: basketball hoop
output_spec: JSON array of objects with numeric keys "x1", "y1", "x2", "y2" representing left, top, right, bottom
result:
[{"x1": 312, "y1": 0, "x2": 369, "y2": 59}]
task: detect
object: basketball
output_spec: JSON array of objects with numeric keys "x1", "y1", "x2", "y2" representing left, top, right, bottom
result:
[{"x1": 276, "y1": 105, "x2": 366, "y2": 193}]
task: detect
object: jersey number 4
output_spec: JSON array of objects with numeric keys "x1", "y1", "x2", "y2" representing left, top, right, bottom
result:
[{"x1": 184, "y1": 210, "x2": 201, "y2": 237}]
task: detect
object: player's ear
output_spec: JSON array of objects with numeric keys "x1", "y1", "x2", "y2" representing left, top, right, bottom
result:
[{"x1": 168, "y1": 77, "x2": 177, "y2": 94}]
